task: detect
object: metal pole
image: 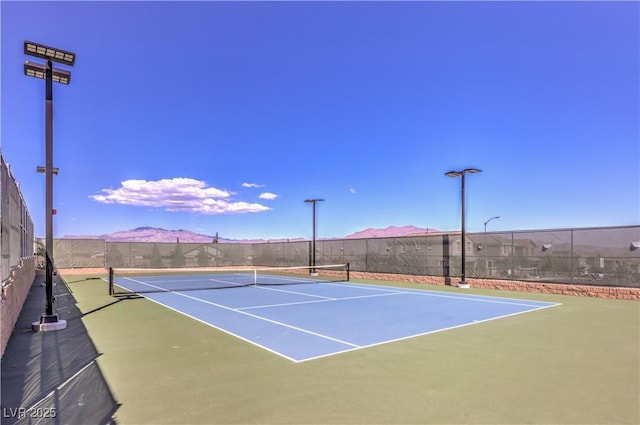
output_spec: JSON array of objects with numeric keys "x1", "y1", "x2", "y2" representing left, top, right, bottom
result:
[
  {"x1": 305, "y1": 199, "x2": 323, "y2": 274},
  {"x1": 312, "y1": 201, "x2": 316, "y2": 273},
  {"x1": 25, "y1": 41, "x2": 74, "y2": 332},
  {"x1": 445, "y1": 168, "x2": 480, "y2": 288},
  {"x1": 45, "y1": 59, "x2": 54, "y2": 317},
  {"x1": 460, "y1": 172, "x2": 466, "y2": 285}
]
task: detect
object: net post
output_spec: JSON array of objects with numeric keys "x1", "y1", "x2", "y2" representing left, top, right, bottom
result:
[
  {"x1": 346, "y1": 262, "x2": 350, "y2": 281},
  {"x1": 253, "y1": 269, "x2": 257, "y2": 286},
  {"x1": 108, "y1": 267, "x2": 114, "y2": 295}
]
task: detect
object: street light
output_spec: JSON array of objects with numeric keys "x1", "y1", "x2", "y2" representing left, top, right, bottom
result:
[
  {"x1": 484, "y1": 216, "x2": 500, "y2": 233},
  {"x1": 24, "y1": 40, "x2": 76, "y2": 332},
  {"x1": 482, "y1": 216, "x2": 500, "y2": 277},
  {"x1": 445, "y1": 168, "x2": 482, "y2": 288},
  {"x1": 304, "y1": 199, "x2": 324, "y2": 275}
]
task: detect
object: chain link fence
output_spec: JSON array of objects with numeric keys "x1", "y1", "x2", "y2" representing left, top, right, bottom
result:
[
  {"x1": 48, "y1": 225, "x2": 640, "y2": 288},
  {"x1": 1, "y1": 153, "x2": 35, "y2": 283},
  {"x1": 466, "y1": 227, "x2": 639, "y2": 286},
  {"x1": 105, "y1": 241, "x2": 254, "y2": 268}
]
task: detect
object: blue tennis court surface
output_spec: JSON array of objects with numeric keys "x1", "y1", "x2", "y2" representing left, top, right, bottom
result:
[{"x1": 113, "y1": 275, "x2": 560, "y2": 362}]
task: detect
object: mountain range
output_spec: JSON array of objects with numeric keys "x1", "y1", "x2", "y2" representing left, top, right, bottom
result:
[
  {"x1": 343, "y1": 225, "x2": 440, "y2": 239},
  {"x1": 63, "y1": 225, "x2": 439, "y2": 243}
]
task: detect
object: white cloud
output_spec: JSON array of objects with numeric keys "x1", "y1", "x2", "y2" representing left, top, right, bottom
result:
[
  {"x1": 349, "y1": 188, "x2": 357, "y2": 194},
  {"x1": 242, "y1": 182, "x2": 265, "y2": 188},
  {"x1": 91, "y1": 178, "x2": 271, "y2": 214},
  {"x1": 259, "y1": 192, "x2": 279, "y2": 200}
]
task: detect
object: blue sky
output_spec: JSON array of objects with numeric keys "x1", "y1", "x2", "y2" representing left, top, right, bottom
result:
[{"x1": 1, "y1": 1, "x2": 638, "y2": 240}]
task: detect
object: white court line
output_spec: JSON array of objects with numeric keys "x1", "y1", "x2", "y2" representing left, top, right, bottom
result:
[
  {"x1": 300, "y1": 302, "x2": 561, "y2": 362},
  {"x1": 255, "y1": 285, "x2": 336, "y2": 300},
  {"x1": 152, "y1": 287, "x2": 361, "y2": 349},
  {"x1": 114, "y1": 278, "x2": 362, "y2": 361},
  {"x1": 406, "y1": 291, "x2": 559, "y2": 308},
  {"x1": 122, "y1": 275, "x2": 248, "y2": 290},
  {"x1": 118, "y1": 294, "x2": 302, "y2": 362},
  {"x1": 122, "y1": 276, "x2": 176, "y2": 291},
  {"x1": 239, "y1": 290, "x2": 405, "y2": 310},
  {"x1": 320, "y1": 281, "x2": 561, "y2": 308},
  {"x1": 321, "y1": 281, "x2": 406, "y2": 293},
  {"x1": 116, "y1": 276, "x2": 561, "y2": 363},
  {"x1": 258, "y1": 273, "x2": 346, "y2": 285}
]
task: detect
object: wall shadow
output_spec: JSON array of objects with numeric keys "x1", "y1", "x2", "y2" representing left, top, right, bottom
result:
[{"x1": 1, "y1": 274, "x2": 120, "y2": 424}]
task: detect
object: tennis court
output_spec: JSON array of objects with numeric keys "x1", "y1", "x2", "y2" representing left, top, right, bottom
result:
[
  {"x1": 30, "y1": 269, "x2": 636, "y2": 424},
  {"x1": 109, "y1": 266, "x2": 559, "y2": 362}
]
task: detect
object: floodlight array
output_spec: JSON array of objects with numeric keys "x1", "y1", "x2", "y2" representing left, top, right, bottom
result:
[
  {"x1": 24, "y1": 61, "x2": 71, "y2": 84},
  {"x1": 24, "y1": 40, "x2": 76, "y2": 66}
]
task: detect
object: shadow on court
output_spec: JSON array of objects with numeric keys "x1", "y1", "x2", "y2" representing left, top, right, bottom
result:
[
  {"x1": 1, "y1": 273, "x2": 120, "y2": 424},
  {"x1": 81, "y1": 294, "x2": 143, "y2": 317}
]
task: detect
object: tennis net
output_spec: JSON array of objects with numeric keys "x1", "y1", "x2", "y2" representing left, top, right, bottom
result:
[{"x1": 108, "y1": 263, "x2": 350, "y2": 295}]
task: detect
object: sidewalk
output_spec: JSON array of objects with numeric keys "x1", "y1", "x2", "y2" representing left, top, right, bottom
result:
[{"x1": 1, "y1": 273, "x2": 118, "y2": 424}]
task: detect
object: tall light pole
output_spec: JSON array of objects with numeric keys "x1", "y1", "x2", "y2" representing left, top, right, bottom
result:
[
  {"x1": 304, "y1": 199, "x2": 324, "y2": 275},
  {"x1": 24, "y1": 40, "x2": 76, "y2": 331},
  {"x1": 445, "y1": 168, "x2": 482, "y2": 288}
]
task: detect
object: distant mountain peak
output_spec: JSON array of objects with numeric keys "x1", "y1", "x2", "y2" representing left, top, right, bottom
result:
[
  {"x1": 99, "y1": 227, "x2": 214, "y2": 243},
  {"x1": 63, "y1": 224, "x2": 440, "y2": 242},
  {"x1": 344, "y1": 225, "x2": 438, "y2": 239}
]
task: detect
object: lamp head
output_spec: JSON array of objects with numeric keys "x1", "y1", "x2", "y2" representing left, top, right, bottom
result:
[
  {"x1": 24, "y1": 40, "x2": 75, "y2": 66},
  {"x1": 24, "y1": 61, "x2": 71, "y2": 84}
]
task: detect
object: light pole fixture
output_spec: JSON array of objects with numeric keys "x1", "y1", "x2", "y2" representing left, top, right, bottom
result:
[
  {"x1": 24, "y1": 40, "x2": 76, "y2": 332},
  {"x1": 24, "y1": 61, "x2": 71, "y2": 84},
  {"x1": 484, "y1": 216, "x2": 500, "y2": 233},
  {"x1": 24, "y1": 40, "x2": 76, "y2": 66},
  {"x1": 445, "y1": 168, "x2": 482, "y2": 288},
  {"x1": 481, "y1": 215, "x2": 500, "y2": 276},
  {"x1": 304, "y1": 199, "x2": 324, "y2": 275}
]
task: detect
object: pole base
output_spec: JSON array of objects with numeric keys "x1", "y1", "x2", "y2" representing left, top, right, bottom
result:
[
  {"x1": 32, "y1": 314, "x2": 67, "y2": 332},
  {"x1": 310, "y1": 272, "x2": 319, "y2": 277},
  {"x1": 457, "y1": 281, "x2": 470, "y2": 289}
]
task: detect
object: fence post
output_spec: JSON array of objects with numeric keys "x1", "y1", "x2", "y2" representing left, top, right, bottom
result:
[
  {"x1": 571, "y1": 229, "x2": 575, "y2": 282},
  {"x1": 365, "y1": 239, "x2": 369, "y2": 272},
  {"x1": 511, "y1": 232, "x2": 515, "y2": 277},
  {"x1": 442, "y1": 234, "x2": 450, "y2": 282}
]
